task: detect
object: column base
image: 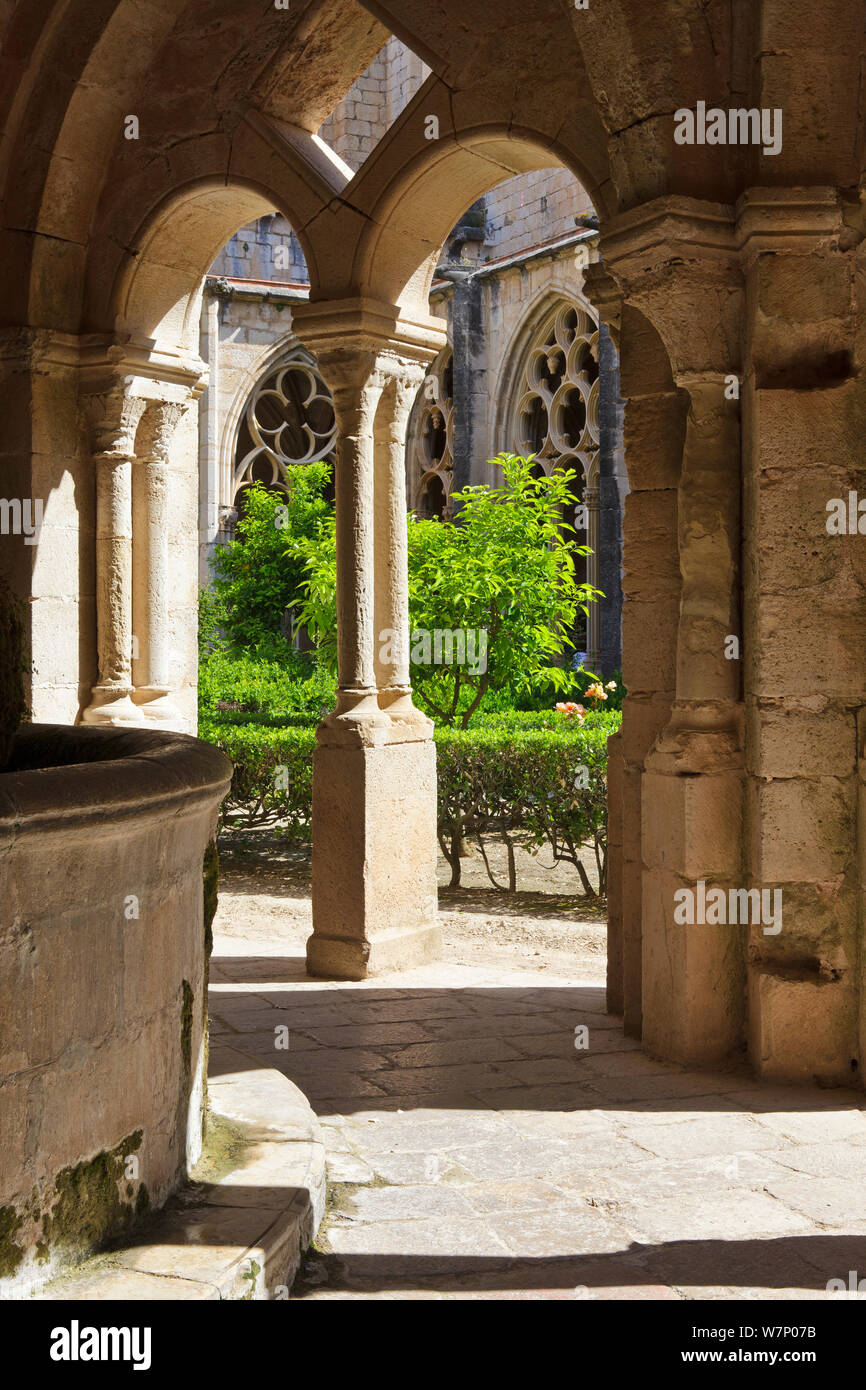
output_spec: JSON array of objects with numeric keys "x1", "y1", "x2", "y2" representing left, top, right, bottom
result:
[
  {"x1": 641, "y1": 716, "x2": 746, "y2": 1066},
  {"x1": 378, "y1": 687, "x2": 432, "y2": 730},
  {"x1": 134, "y1": 688, "x2": 184, "y2": 729},
  {"x1": 306, "y1": 730, "x2": 440, "y2": 981},
  {"x1": 306, "y1": 922, "x2": 443, "y2": 981},
  {"x1": 81, "y1": 686, "x2": 144, "y2": 726}
]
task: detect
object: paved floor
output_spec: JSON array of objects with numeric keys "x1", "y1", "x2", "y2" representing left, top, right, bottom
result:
[{"x1": 209, "y1": 926, "x2": 866, "y2": 1300}]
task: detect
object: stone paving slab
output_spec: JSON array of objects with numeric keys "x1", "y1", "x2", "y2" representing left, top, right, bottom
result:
[{"x1": 207, "y1": 931, "x2": 866, "y2": 1301}]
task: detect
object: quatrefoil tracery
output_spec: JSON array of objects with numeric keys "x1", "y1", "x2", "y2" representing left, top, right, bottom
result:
[{"x1": 233, "y1": 351, "x2": 337, "y2": 501}]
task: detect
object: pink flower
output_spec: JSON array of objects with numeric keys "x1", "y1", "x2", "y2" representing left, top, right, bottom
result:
[{"x1": 555, "y1": 701, "x2": 585, "y2": 722}]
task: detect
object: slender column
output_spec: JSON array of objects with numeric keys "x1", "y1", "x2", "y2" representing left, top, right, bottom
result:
[
  {"x1": 374, "y1": 362, "x2": 431, "y2": 724},
  {"x1": 82, "y1": 389, "x2": 146, "y2": 725},
  {"x1": 583, "y1": 479, "x2": 601, "y2": 665},
  {"x1": 134, "y1": 399, "x2": 186, "y2": 727},
  {"x1": 325, "y1": 351, "x2": 388, "y2": 724}
]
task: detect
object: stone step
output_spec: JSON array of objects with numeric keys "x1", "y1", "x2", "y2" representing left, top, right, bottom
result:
[{"x1": 37, "y1": 1044, "x2": 326, "y2": 1301}]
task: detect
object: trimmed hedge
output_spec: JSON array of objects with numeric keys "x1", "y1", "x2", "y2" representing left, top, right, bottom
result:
[
  {"x1": 198, "y1": 650, "x2": 336, "y2": 720},
  {"x1": 201, "y1": 710, "x2": 619, "y2": 897}
]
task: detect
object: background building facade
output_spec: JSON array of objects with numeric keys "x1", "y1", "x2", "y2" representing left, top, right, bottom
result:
[{"x1": 200, "y1": 37, "x2": 626, "y2": 673}]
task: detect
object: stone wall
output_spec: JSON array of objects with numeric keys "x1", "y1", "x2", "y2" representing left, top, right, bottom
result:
[
  {"x1": 483, "y1": 168, "x2": 595, "y2": 261},
  {"x1": 197, "y1": 282, "x2": 308, "y2": 580},
  {"x1": 211, "y1": 214, "x2": 308, "y2": 285}
]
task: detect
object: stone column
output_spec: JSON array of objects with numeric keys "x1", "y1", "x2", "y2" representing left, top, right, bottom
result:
[
  {"x1": 82, "y1": 388, "x2": 147, "y2": 726},
  {"x1": 291, "y1": 301, "x2": 446, "y2": 980},
  {"x1": 739, "y1": 188, "x2": 862, "y2": 1084},
  {"x1": 327, "y1": 349, "x2": 390, "y2": 724},
  {"x1": 133, "y1": 398, "x2": 186, "y2": 727},
  {"x1": 373, "y1": 362, "x2": 430, "y2": 723},
  {"x1": 601, "y1": 201, "x2": 746, "y2": 1066},
  {"x1": 640, "y1": 369, "x2": 745, "y2": 1066},
  {"x1": 597, "y1": 321, "x2": 625, "y2": 677}
]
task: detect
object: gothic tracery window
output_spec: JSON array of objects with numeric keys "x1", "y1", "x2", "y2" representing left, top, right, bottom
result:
[
  {"x1": 406, "y1": 351, "x2": 454, "y2": 520},
  {"x1": 232, "y1": 346, "x2": 337, "y2": 512},
  {"x1": 511, "y1": 300, "x2": 601, "y2": 662}
]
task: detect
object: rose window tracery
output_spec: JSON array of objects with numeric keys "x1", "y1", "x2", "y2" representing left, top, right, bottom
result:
[
  {"x1": 407, "y1": 351, "x2": 455, "y2": 520},
  {"x1": 511, "y1": 300, "x2": 602, "y2": 662}
]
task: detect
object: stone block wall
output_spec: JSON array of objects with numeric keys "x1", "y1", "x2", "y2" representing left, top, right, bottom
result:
[
  {"x1": 483, "y1": 168, "x2": 594, "y2": 261},
  {"x1": 211, "y1": 213, "x2": 308, "y2": 286}
]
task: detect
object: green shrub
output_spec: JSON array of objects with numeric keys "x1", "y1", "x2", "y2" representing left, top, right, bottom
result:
[
  {"x1": 208, "y1": 470, "x2": 333, "y2": 651},
  {"x1": 199, "y1": 719, "x2": 316, "y2": 842},
  {"x1": 198, "y1": 649, "x2": 336, "y2": 721},
  {"x1": 435, "y1": 723, "x2": 610, "y2": 894},
  {"x1": 200, "y1": 709, "x2": 620, "y2": 897},
  {"x1": 298, "y1": 454, "x2": 603, "y2": 726},
  {"x1": 470, "y1": 707, "x2": 620, "y2": 734}
]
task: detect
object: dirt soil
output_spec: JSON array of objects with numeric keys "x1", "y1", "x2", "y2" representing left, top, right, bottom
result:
[{"x1": 215, "y1": 833, "x2": 607, "y2": 981}]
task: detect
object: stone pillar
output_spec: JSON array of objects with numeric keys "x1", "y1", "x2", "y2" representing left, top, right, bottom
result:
[
  {"x1": 641, "y1": 371, "x2": 745, "y2": 1065},
  {"x1": 584, "y1": 479, "x2": 600, "y2": 665},
  {"x1": 81, "y1": 388, "x2": 147, "y2": 726},
  {"x1": 327, "y1": 349, "x2": 389, "y2": 724},
  {"x1": 133, "y1": 399, "x2": 186, "y2": 727},
  {"x1": 739, "y1": 188, "x2": 862, "y2": 1084},
  {"x1": 292, "y1": 301, "x2": 446, "y2": 980},
  {"x1": 445, "y1": 270, "x2": 486, "y2": 508},
  {"x1": 597, "y1": 321, "x2": 624, "y2": 677},
  {"x1": 601, "y1": 202, "x2": 746, "y2": 1066}
]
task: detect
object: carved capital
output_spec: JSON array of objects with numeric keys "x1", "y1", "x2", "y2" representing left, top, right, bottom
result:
[
  {"x1": 84, "y1": 384, "x2": 147, "y2": 459},
  {"x1": 137, "y1": 398, "x2": 188, "y2": 465}
]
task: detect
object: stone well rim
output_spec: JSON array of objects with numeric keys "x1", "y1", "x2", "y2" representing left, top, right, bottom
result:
[{"x1": 0, "y1": 723, "x2": 232, "y2": 839}]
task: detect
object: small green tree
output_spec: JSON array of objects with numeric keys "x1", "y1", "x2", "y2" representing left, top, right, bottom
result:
[
  {"x1": 297, "y1": 453, "x2": 602, "y2": 726},
  {"x1": 209, "y1": 467, "x2": 332, "y2": 654}
]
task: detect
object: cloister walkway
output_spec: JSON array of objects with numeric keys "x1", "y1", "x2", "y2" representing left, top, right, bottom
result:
[{"x1": 209, "y1": 864, "x2": 866, "y2": 1301}]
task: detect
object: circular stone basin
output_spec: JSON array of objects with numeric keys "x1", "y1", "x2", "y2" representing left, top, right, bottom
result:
[{"x1": 0, "y1": 724, "x2": 232, "y2": 1297}]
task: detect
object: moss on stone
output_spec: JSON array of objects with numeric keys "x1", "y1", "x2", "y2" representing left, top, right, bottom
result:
[
  {"x1": 41, "y1": 1130, "x2": 143, "y2": 1255},
  {"x1": 0, "y1": 1206, "x2": 24, "y2": 1278},
  {"x1": 203, "y1": 840, "x2": 219, "y2": 964},
  {"x1": 181, "y1": 978, "x2": 194, "y2": 1074},
  {"x1": 240, "y1": 1257, "x2": 261, "y2": 1299},
  {"x1": 189, "y1": 1109, "x2": 249, "y2": 1187}
]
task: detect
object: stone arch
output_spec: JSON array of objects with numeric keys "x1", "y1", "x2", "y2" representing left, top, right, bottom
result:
[
  {"x1": 349, "y1": 124, "x2": 603, "y2": 315},
  {"x1": 494, "y1": 292, "x2": 602, "y2": 659},
  {"x1": 218, "y1": 328, "x2": 336, "y2": 525},
  {"x1": 111, "y1": 181, "x2": 281, "y2": 360},
  {"x1": 492, "y1": 277, "x2": 597, "y2": 453}
]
